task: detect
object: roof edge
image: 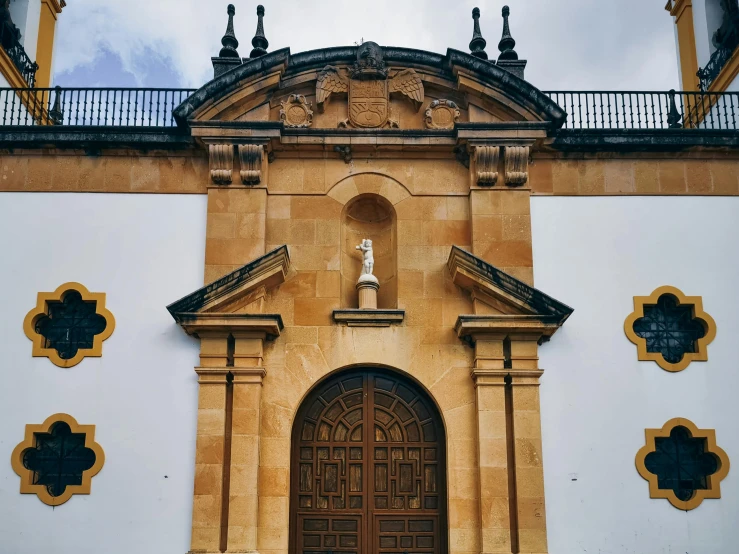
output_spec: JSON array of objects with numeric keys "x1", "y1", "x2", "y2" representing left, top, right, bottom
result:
[{"x1": 174, "y1": 45, "x2": 567, "y2": 129}]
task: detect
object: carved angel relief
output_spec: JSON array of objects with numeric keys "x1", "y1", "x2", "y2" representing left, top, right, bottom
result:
[{"x1": 316, "y1": 42, "x2": 424, "y2": 128}]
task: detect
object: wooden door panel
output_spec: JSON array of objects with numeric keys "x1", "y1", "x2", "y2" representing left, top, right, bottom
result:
[
  {"x1": 298, "y1": 514, "x2": 362, "y2": 554},
  {"x1": 291, "y1": 370, "x2": 446, "y2": 554},
  {"x1": 375, "y1": 515, "x2": 438, "y2": 554}
]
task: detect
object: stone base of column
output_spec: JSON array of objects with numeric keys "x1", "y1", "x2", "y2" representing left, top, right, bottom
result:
[{"x1": 356, "y1": 275, "x2": 380, "y2": 309}]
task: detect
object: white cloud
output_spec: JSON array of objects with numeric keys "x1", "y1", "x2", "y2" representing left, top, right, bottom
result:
[{"x1": 54, "y1": 0, "x2": 679, "y2": 90}]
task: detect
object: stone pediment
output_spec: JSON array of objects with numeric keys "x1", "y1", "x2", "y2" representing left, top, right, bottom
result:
[
  {"x1": 447, "y1": 246, "x2": 573, "y2": 343},
  {"x1": 167, "y1": 245, "x2": 289, "y2": 337},
  {"x1": 174, "y1": 46, "x2": 566, "y2": 132}
]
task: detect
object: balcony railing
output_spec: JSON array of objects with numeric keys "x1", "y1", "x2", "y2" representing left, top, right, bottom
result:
[
  {"x1": 1, "y1": 21, "x2": 38, "y2": 87},
  {"x1": 0, "y1": 87, "x2": 738, "y2": 131},
  {"x1": 698, "y1": 44, "x2": 737, "y2": 92},
  {"x1": 0, "y1": 87, "x2": 195, "y2": 126},
  {"x1": 697, "y1": 3, "x2": 739, "y2": 91},
  {"x1": 543, "y1": 90, "x2": 739, "y2": 130}
]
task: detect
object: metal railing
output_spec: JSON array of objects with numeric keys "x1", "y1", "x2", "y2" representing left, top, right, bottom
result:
[
  {"x1": 543, "y1": 90, "x2": 739, "y2": 130},
  {"x1": 0, "y1": 87, "x2": 738, "y2": 132},
  {"x1": 1, "y1": 21, "x2": 38, "y2": 87},
  {"x1": 697, "y1": 4, "x2": 739, "y2": 91},
  {"x1": 0, "y1": 87, "x2": 195, "y2": 126},
  {"x1": 698, "y1": 44, "x2": 737, "y2": 92}
]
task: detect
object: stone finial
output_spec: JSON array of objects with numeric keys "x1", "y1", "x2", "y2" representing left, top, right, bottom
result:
[
  {"x1": 498, "y1": 5, "x2": 518, "y2": 61},
  {"x1": 250, "y1": 5, "x2": 269, "y2": 58},
  {"x1": 219, "y1": 4, "x2": 240, "y2": 58},
  {"x1": 469, "y1": 7, "x2": 488, "y2": 60}
]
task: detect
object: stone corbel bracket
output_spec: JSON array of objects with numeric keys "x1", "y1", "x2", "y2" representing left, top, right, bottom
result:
[
  {"x1": 238, "y1": 144, "x2": 264, "y2": 185},
  {"x1": 474, "y1": 145, "x2": 500, "y2": 185},
  {"x1": 505, "y1": 146, "x2": 530, "y2": 187},
  {"x1": 209, "y1": 143, "x2": 233, "y2": 185}
]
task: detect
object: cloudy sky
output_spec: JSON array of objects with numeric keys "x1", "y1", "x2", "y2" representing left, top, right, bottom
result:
[{"x1": 53, "y1": 1, "x2": 679, "y2": 91}]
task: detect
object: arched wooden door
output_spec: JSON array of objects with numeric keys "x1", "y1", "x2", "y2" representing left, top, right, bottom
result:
[{"x1": 290, "y1": 368, "x2": 447, "y2": 554}]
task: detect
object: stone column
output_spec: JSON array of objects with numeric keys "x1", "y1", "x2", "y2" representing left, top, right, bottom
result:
[
  {"x1": 509, "y1": 336, "x2": 547, "y2": 554},
  {"x1": 227, "y1": 332, "x2": 267, "y2": 553},
  {"x1": 191, "y1": 332, "x2": 230, "y2": 553},
  {"x1": 471, "y1": 334, "x2": 514, "y2": 554}
]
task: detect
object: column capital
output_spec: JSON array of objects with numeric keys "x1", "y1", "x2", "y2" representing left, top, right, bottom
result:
[
  {"x1": 231, "y1": 367, "x2": 267, "y2": 384},
  {"x1": 472, "y1": 368, "x2": 544, "y2": 386},
  {"x1": 194, "y1": 366, "x2": 232, "y2": 384}
]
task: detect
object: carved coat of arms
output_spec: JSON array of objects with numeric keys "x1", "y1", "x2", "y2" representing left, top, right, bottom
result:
[{"x1": 316, "y1": 42, "x2": 424, "y2": 128}]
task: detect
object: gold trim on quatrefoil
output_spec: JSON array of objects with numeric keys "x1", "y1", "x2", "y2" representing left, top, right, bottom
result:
[
  {"x1": 624, "y1": 285, "x2": 716, "y2": 372},
  {"x1": 23, "y1": 282, "x2": 116, "y2": 368},
  {"x1": 635, "y1": 418, "x2": 729, "y2": 510},
  {"x1": 11, "y1": 413, "x2": 106, "y2": 506}
]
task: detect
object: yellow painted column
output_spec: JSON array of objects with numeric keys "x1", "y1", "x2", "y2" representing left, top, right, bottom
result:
[
  {"x1": 472, "y1": 335, "x2": 514, "y2": 554},
  {"x1": 35, "y1": 0, "x2": 64, "y2": 89},
  {"x1": 227, "y1": 333, "x2": 267, "y2": 552},
  {"x1": 191, "y1": 332, "x2": 231, "y2": 553},
  {"x1": 509, "y1": 337, "x2": 548, "y2": 554}
]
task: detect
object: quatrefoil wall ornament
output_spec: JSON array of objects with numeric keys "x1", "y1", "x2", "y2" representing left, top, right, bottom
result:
[
  {"x1": 636, "y1": 418, "x2": 729, "y2": 510},
  {"x1": 624, "y1": 286, "x2": 716, "y2": 372},
  {"x1": 11, "y1": 413, "x2": 105, "y2": 506},
  {"x1": 24, "y1": 282, "x2": 115, "y2": 368}
]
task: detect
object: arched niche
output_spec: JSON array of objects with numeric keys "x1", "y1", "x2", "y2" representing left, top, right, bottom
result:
[{"x1": 341, "y1": 194, "x2": 397, "y2": 309}]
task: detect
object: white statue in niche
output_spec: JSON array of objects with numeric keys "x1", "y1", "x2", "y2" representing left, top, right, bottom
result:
[{"x1": 355, "y1": 238, "x2": 378, "y2": 284}]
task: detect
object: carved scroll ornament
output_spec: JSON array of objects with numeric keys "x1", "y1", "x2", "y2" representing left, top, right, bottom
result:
[
  {"x1": 504, "y1": 146, "x2": 530, "y2": 187},
  {"x1": 474, "y1": 145, "x2": 500, "y2": 186},
  {"x1": 209, "y1": 144, "x2": 233, "y2": 185},
  {"x1": 238, "y1": 144, "x2": 263, "y2": 185}
]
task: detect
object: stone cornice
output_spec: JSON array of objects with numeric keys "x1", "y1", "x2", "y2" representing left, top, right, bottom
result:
[
  {"x1": 41, "y1": 0, "x2": 65, "y2": 17},
  {"x1": 167, "y1": 245, "x2": 290, "y2": 317},
  {"x1": 455, "y1": 315, "x2": 562, "y2": 345},
  {"x1": 174, "y1": 45, "x2": 565, "y2": 128},
  {"x1": 332, "y1": 309, "x2": 405, "y2": 327},
  {"x1": 447, "y1": 246, "x2": 574, "y2": 325},
  {"x1": 175, "y1": 313, "x2": 283, "y2": 340},
  {"x1": 666, "y1": 0, "x2": 692, "y2": 20}
]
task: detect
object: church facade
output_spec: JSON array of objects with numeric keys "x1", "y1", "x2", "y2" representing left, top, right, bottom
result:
[{"x1": 1, "y1": 4, "x2": 739, "y2": 554}]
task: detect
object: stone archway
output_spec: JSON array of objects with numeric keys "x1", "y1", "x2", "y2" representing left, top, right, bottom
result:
[{"x1": 289, "y1": 367, "x2": 448, "y2": 554}]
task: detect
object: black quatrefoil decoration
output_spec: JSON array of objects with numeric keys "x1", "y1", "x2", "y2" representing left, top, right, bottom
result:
[
  {"x1": 35, "y1": 291, "x2": 107, "y2": 360},
  {"x1": 24, "y1": 283, "x2": 115, "y2": 368},
  {"x1": 636, "y1": 418, "x2": 730, "y2": 510},
  {"x1": 22, "y1": 422, "x2": 97, "y2": 499},
  {"x1": 12, "y1": 414, "x2": 105, "y2": 506},
  {"x1": 632, "y1": 294, "x2": 705, "y2": 364},
  {"x1": 644, "y1": 426, "x2": 717, "y2": 502},
  {"x1": 625, "y1": 287, "x2": 716, "y2": 372}
]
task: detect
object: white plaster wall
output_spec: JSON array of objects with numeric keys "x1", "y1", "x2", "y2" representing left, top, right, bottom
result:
[
  {"x1": 8, "y1": 0, "x2": 40, "y2": 61},
  {"x1": 0, "y1": 193, "x2": 206, "y2": 554},
  {"x1": 532, "y1": 196, "x2": 739, "y2": 554},
  {"x1": 693, "y1": 0, "x2": 713, "y2": 69}
]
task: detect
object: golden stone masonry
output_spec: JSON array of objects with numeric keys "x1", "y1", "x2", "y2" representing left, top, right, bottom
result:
[{"x1": 3, "y1": 4, "x2": 739, "y2": 554}]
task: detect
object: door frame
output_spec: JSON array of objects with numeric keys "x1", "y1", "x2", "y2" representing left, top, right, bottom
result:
[{"x1": 288, "y1": 365, "x2": 449, "y2": 554}]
